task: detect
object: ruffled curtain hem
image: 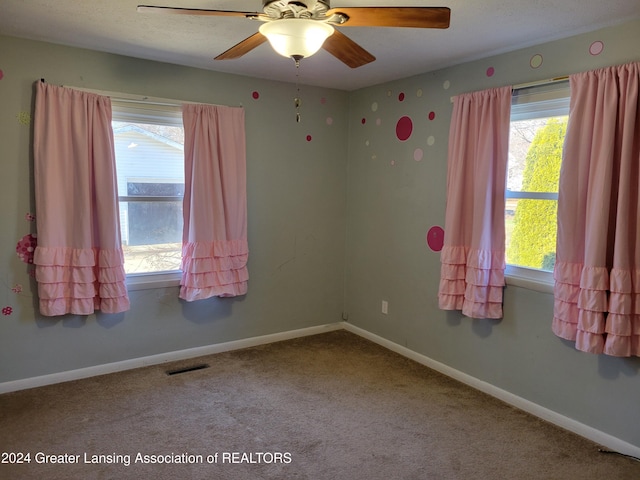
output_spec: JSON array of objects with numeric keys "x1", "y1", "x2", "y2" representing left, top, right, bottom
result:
[
  {"x1": 438, "y1": 245, "x2": 505, "y2": 319},
  {"x1": 34, "y1": 246, "x2": 130, "y2": 316},
  {"x1": 553, "y1": 261, "x2": 640, "y2": 357},
  {"x1": 179, "y1": 240, "x2": 248, "y2": 301}
]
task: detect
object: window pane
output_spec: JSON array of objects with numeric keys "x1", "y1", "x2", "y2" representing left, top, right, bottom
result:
[
  {"x1": 122, "y1": 242, "x2": 182, "y2": 274},
  {"x1": 506, "y1": 82, "x2": 568, "y2": 276},
  {"x1": 127, "y1": 182, "x2": 184, "y2": 197},
  {"x1": 505, "y1": 198, "x2": 557, "y2": 272},
  {"x1": 508, "y1": 117, "x2": 567, "y2": 193},
  {"x1": 123, "y1": 200, "x2": 182, "y2": 245},
  {"x1": 119, "y1": 200, "x2": 182, "y2": 274},
  {"x1": 506, "y1": 114, "x2": 567, "y2": 273},
  {"x1": 112, "y1": 117, "x2": 185, "y2": 276}
]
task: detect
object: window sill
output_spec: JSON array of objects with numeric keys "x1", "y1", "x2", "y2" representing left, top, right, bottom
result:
[
  {"x1": 505, "y1": 266, "x2": 554, "y2": 294},
  {"x1": 126, "y1": 271, "x2": 182, "y2": 291}
]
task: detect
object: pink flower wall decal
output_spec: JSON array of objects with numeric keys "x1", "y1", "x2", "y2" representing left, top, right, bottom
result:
[{"x1": 16, "y1": 233, "x2": 37, "y2": 264}]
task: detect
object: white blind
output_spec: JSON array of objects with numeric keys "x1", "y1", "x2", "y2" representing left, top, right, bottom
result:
[
  {"x1": 511, "y1": 80, "x2": 570, "y2": 121},
  {"x1": 111, "y1": 99, "x2": 182, "y2": 126}
]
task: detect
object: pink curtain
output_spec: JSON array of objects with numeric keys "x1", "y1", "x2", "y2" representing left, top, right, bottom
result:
[
  {"x1": 438, "y1": 87, "x2": 512, "y2": 319},
  {"x1": 553, "y1": 62, "x2": 640, "y2": 356},
  {"x1": 33, "y1": 82, "x2": 129, "y2": 316},
  {"x1": 180, "y1": 104, "x2": 248, "y2": 301}
]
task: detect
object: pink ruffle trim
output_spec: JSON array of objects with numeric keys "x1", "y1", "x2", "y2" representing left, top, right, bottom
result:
[
  {"x1": 553, "y1": 261, "x2": 640, "y2": 357},
  {"x1": 180, "y1": 240, "x2": 248, "y2": 302},
  {"x1": 34, "y1": 247, "x2": 130, "y2": 316},
  {"x1": 438, "y1": 245, "x2": 505, "y2": 319}
]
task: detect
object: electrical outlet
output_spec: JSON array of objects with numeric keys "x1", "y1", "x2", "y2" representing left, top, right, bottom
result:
[{"x1": 381, "y1": 300, "x2": 388, "y2": 315}]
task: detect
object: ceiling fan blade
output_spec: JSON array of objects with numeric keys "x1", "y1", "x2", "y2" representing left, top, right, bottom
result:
[
  {"x1": 322, "y1": 29, "x2": 375, "y2": 69},
  {"x1": 215, "y1": 32, "x2": 268, "y2": 60},
  {"x1": 137, "y1": 5, "x2": 260, "y2": 18},
  {"x1": 327, "y1": 7, "x2": 451, "y2": 29}
]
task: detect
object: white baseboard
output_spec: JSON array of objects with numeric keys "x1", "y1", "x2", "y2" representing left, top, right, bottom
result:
[
  {"x1": 0, "y1": 322, "x2": 343, "y2": 395},
  {"x1": 341, "y1": 321, "x2": 640, "y2": 460}
]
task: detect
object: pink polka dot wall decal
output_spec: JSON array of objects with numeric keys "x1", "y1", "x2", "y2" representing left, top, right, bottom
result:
[
  {"x1": 530, "y1": 54, "x2": 543, "y2": 69},
  {"x1": 426, "y1": 226, "x2": 444, "y2": 252},
  {"x1": 306, "y1": 135, "x2": 312, "y2": 142},
  {"x1": 252, "y1": 91, "x2": 260, "y2": 99},
  {"x1": 589, "y1": 40, "x2": 604, "y2": 56},
  {"x1": 376, "y1": 118, "x2": 382, "y2": 126},
  {"x1": 320, "y1": 97, "x2": 327, "y2": 104},
  {"x1": 413, "y1": 148, "x2": 424, "y2": 161},
  {"x1": 398, "y1": 92, "x2": 405, "y2": 101},
  {"x1": 486, "y1": 67, "x2": 495, "y2": 77},
  {"x1": 0, "y1": 69, "x2": 4, "y2": 80},
  {"x1": 396, "y1": 116, "x2": 413, "y2": 141},
  {"x1": 361, "y1": 118, "x2": 366, "y2": 125},
  {"x1": 326, "y1": 117, "x2": 333, "y2": 125},
  {"x1": 428, "y1": 111, "x2": 436, "y2": 121}
]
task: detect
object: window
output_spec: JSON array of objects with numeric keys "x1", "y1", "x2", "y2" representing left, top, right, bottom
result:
[
  {"x1": 112, "y1": 100, "x2": 184, "y2": 287},
  {"x1": 505, "y1": 81, "x2": 570, "y2": 288}
]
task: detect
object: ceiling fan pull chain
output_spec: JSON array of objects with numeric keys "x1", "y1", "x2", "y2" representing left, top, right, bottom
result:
[{"x1": 294, "y1": 58, "x2": 302, "y2": 123}]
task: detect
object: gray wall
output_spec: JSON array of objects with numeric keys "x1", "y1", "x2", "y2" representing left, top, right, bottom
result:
[
  {"x1": 0, "y1": 35, "x2": 349, "y2": 382},
  {"x1": 344, "y1": 19, "x2": 640, "y2": 449},
  {"x1": 1, "y1": 18, "x2": 639, "y2": 451}
]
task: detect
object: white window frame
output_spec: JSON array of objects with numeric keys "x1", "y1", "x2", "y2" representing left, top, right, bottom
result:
[
  {"x1": 505, "y1": 81, "x2": 570, "y2": 293},
  {"x1": 111, "y1": 99, "x2": 184, "y2": 291}
]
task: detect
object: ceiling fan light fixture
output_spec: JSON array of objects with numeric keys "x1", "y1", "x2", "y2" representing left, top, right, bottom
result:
[{"x1": 259, "y1": 19, "x2": 334, "y2": 60}]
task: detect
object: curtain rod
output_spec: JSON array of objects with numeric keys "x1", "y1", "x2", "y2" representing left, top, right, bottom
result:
[
  {"x1": 450, "y1": 75, "x2": 570, "y2": 103},
  {"x1": 513, "y1": 75, "x2": 569, "y2": 90},
  {"x1": 59, "y1": 84, "x2": 243, "y2": 108}
]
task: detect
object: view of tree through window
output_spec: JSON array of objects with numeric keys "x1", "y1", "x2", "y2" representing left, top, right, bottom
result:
[{"x1": 506, "y1": 116, "x2": 567, "y2": 272}]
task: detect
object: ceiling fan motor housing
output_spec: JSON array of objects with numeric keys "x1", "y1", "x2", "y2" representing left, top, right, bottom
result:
[{"x1": 263, "y1": 0, "x2": 331, "y2": 19}]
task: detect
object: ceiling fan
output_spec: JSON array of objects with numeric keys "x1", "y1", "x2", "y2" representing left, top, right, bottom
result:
[{"x1": 137, "y1": 1, "x2": 451, "y2": 68}]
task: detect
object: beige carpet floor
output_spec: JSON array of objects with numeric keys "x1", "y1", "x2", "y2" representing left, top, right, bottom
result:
[{"x1": 1, "y1": 330, "x2": 638, "y2": 479}]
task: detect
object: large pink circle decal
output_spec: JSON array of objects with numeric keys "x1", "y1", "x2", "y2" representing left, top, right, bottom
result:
[
  {"x1": 396, "y1": 116, "x2": 413, "y2": 141},
  {"x1": 426, "y1": 226, "x2": 444, "y2": 252}
]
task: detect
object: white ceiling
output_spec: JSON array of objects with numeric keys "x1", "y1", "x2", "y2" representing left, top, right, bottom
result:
[{"x1": 1, "y1": 0, "x2": 639, "y2": 91}]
